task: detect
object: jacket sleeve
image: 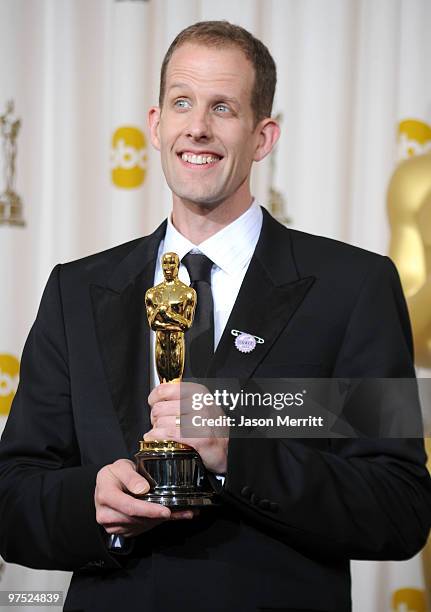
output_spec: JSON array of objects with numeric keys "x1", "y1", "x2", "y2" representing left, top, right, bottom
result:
[
  {"x1": 0, "y1": 266, "x2": 121, "y2": 571},
  {"x1": 222, "y1": 256, "x2": 431, "y2": 560}
]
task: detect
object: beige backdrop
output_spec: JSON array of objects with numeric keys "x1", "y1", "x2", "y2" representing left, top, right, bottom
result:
[{"x1": 1, "y1": 1, "x2": 430, "y2": 610}]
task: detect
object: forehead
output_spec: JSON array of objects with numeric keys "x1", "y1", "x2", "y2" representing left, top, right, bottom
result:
[{"x1": 166, "y1": 42, "x2": 254, "y2": 99}]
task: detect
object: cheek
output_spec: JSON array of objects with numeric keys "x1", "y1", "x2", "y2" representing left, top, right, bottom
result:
[
  {"x1": 228, "y1": 139, "x2": 256, "y2": 172},
  {"x1": 160, "y1": 114, "x2": 187, "y2": 145},
  {"x1": 156, "y1": 123, "x2": 174, "y2": 154}
]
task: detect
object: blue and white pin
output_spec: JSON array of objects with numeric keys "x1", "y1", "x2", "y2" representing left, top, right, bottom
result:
[{"x1": 231, "y1": 329, "x2": 264, "y2": 354}]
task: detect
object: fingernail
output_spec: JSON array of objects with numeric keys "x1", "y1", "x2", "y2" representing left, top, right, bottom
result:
[
  {"x1": 133, "y1": 484, "x2": 149, "y2": 495},
  {"x1": 161, "y1": 508, "x2": 171, "y2": 518}
]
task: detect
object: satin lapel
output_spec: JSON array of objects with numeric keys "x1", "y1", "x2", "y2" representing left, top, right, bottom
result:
[
  {"x1": 90, "y1": 221, "x2": 166, "y2": 456},
  {"x1": 208, "y1": 209, "x2": 315, "y2": 379}
]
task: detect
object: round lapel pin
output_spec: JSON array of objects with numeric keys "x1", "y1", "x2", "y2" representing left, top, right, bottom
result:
[{"x1": 234, "y1": 333, "x2": 256, "y2": 354}]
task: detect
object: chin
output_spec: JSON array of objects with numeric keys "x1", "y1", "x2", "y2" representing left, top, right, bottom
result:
[
  {"x1": 171, "y1": 185, "x2": 225, "y2": 208},
  {"x1": 187, "y1": 197, "x2": 222, "y2": 208}
]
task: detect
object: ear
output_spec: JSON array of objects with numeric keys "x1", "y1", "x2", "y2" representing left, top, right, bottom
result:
[
  {"x1": 253, "y1": 118, "x2": 281, "y2": 162},
  {"x1": 148, "y1": 106, "x2": 161, "y2": 151}
]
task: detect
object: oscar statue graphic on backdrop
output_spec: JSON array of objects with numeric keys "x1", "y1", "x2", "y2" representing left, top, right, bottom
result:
[
  {"x1": 388, "y1": 151, "x2": 431, "y2": 368},
  {"x1": 0, "y1": 100, "x2": 25, "y2": 226},
  {"x1": 387, "y1": 150, "x2": 431, "y2": 601},
  {"x1": 134, "y1": 252, "x2": 216, "y2": 507}
]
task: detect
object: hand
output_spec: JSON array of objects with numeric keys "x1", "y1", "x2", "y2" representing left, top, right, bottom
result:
[
  {"x1": 145, "y1": 382, "x2": 228, "y2": 474},
  {"x1": 95, "y1": 458, "x2": 197, "y2": 537}
]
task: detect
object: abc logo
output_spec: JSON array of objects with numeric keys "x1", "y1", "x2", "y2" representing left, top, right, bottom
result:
[
  {"x1": 111, "y1": 126, "x2": 147, "y2": 189},
  {"x1": 0, "y1": 354, "x2": 19, "y2": 416},
  {"x1": 398, "y1": 119, "x2": 431, "y2": 160},
  {"x1": 392, "y1": 588, "x2": 426, "y2": 612}
]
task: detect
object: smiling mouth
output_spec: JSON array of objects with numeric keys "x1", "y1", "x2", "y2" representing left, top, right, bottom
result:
[{"x1": 179, "y1": 152, "x2": 222, "y2": 166}]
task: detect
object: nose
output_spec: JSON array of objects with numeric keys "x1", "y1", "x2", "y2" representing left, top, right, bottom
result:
[{"x1": 186, "y1": 108, "x2": 212, "y2": 141}]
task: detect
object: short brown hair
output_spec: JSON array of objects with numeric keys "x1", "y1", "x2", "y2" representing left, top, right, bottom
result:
[{"x1": 159, "y1": 20, "x2": 277, "y2": 124}]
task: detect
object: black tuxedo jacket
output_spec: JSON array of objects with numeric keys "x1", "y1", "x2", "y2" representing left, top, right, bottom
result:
[{"x1": 0, "y1": 209, "x2": 430, "y2": 612}]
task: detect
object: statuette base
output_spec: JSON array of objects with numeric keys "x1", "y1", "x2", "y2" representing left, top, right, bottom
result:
[{"x1": 135, "y1": 440, "x2": 216, "y2": 508}]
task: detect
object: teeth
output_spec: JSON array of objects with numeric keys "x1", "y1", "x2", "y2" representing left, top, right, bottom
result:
[{"x1": 181, "y1": 153, "x2": 220, "y2": 164}]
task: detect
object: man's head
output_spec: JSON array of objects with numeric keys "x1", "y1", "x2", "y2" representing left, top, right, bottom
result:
[
  {"x1": 162, "y1": 252, "x2": 179, "y2": 281},
  {"x1": 159, "y1": 21, "x2": 277, "y2": 125},
  {"x1": 149, "y1": 21, "x2": 280, "y2": 214}
]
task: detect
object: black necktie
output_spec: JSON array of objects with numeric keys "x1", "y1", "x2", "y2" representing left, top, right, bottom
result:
[{"x1": 182, "y1": 253, "x2": 214, "y2": 379}]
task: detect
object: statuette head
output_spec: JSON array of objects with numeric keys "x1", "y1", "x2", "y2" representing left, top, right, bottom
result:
[{"x1": 162, "y1": 252, "x2": 180, "y2": 281}]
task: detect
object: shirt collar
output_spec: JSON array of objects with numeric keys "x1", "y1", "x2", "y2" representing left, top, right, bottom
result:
[
  {"x1": 162, "y1": 201, "x2": 263, "y2": 276},
  {"x1": 161, "y1": 217, "x2": 195, "y2": 264}
]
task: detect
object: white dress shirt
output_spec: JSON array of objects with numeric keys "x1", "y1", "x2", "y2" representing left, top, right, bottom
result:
[{"x1": 150, "y1": 201, "x2": 263, "y2": 388}]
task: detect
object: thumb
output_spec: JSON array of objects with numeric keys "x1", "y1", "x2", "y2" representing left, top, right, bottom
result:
[{"x1": 111, "y1": 459, "x2": 151, "y2": 495}]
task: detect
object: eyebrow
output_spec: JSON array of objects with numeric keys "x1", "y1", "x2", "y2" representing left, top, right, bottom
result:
[{"x1": 168, "y1": 83, "x2": 240, "y2": 107}]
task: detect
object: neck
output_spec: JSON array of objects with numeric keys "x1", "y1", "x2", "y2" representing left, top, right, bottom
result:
[{"x1": 171, "y1": 186, "x2": 254, "y2": 245}]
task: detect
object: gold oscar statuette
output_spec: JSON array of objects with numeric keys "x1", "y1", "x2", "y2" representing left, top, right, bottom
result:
[{"x1": 134, "y1": 252, "x2": 216, "y2": 507}]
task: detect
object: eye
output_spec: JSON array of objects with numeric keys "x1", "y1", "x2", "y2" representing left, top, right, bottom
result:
[
  {"x1": 174, "y1": 98, "x2": 191, "y2": 110},
  {"x1": 214, "y1": 103, "x2": 230, "y2": 113}
]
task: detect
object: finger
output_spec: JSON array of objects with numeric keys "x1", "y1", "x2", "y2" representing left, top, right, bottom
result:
[
  {"x1": 104, "y1": 517, "x2": 168, "y2": 536},
  {"x1": 148, "y1": 382, "x2": 179, "y2": 407},
  {"x1": 98, "y1": 503, "x2": 189, "y2": 528},
  {"x1": 151, "y1": 415, "x2": 178, "y2": 431},
  {"x1": 98, "y1": 506, "x2": 169, "y2": 531},
  {"x1": 150, "y1": 396, "x2": 210, "y2": 424},
  {"x1": 144, "y1": 427, "x2": 179, "y2": 443},
  {"x1": 179, "y1": 386, "x2": 220, "y2": 418},
  {"x1": 96, "y1": 484, "x2": 171, "y2": 520},
  {"x1": 148, "y1": 381, "x2": 205, "y2": 407},
  {"x1": 150, "y1": 400, "x2": 180, "y2": 424},
  {"x1": 96, "y1": 505, "x2": 141, "y2": 528},
  {"x1": 108, "y1": 459, "x2": 150, "y2": 495},
  {"x1": 179, "y1": 382, "x2": 210, "y2": 399},
  {"x1": 104, "y1": 525, "x2": 137, "y2": 536},
  {"x1": 169, "y1": 510, "x2": 196, "y2": 520},
  {"x1": 102, "y1": 509, "x2": 198, "y2": 534}
]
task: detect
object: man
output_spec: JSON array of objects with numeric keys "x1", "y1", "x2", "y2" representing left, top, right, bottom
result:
[{"x1": 0, "y1": 21, "x2": 430, "y2": 612}]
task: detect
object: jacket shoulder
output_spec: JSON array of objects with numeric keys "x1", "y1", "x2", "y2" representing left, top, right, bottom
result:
[
  {"x1": 57, "y1": 239, "x2": 143, "y2": 288},
  {"x1": 286, "y1": 226, "x2": 390, "y2": 280},
  {"x1": 62, "y1": 238, "x2": 143, "y2": 272}
]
